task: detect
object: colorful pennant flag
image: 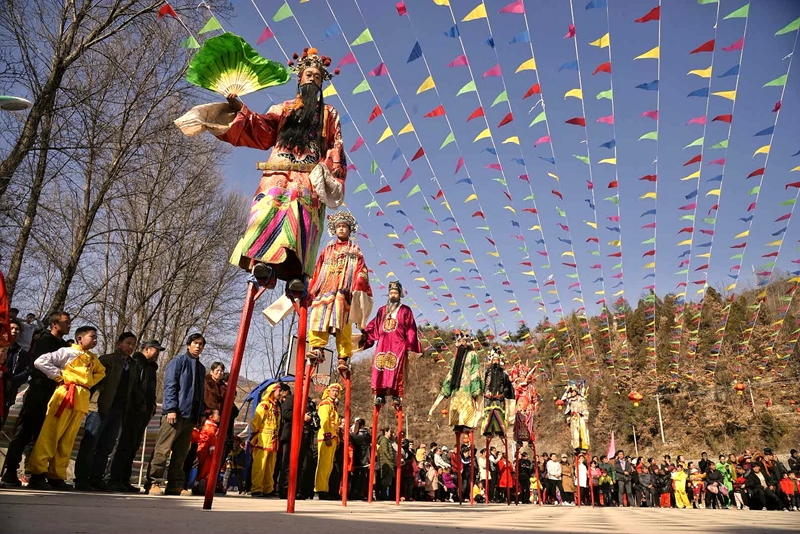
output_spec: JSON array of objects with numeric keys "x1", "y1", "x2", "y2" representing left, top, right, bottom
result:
[{"x1": 273, "y1": 2, "x2": 293, "y2": 22}]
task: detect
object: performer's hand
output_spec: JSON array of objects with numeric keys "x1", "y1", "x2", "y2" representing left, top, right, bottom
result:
[
  {"x1": 166, "y1": 412, "x2": 177, "y2": 425},
  {"x1": 226, "y1": 93, "x2": 243, "y2": 112}
]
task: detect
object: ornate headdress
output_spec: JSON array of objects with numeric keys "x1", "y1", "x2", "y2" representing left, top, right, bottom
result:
[
  {"x1": 327, "y1": 210, "x2": 357, "y2": 236},
  {"x1": 287, "y1": 47, "x2": 338, "y2": 81},
  {"x1": 488, "y1": 345, "x2": 504, "y2": 363},
  {"x1": 388, "y1": 280, "x2": 404, "y2": 297},
  {"x1": 322, "y1": 383, "x2": 342, "y2": 401},
  {"x1": 453, "y1": 330, "x2": 473, "y2": 342}
]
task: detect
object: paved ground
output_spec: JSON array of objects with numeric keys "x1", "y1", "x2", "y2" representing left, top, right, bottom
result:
[{"x1": 0, "y1": 489, "x2": 797, "y2": 533}]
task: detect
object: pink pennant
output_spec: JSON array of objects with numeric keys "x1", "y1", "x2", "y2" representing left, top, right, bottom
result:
[
  {"x1": 400, "y1": 167, "x2": 412, "y2": 182},
  {"x1": 499, "y1": 0, "x2": 525, "y2": 14},
  {"x1": 455, "y1": 156, "x2": 464, "y2": 174},
  {"x1": 256, "y1": 26, "x2": 274, "y2": 45},
  {"x1": 447, "y1": 55, "x2": 469, "y2": 68},
  {"x1": 596, "y1": 115, "x2": 614, "y2": 124},
  {"x1": 482, "y1": 64, "x2": 502, "y2": 78},
  {"x1": 722, "y1": 38, "x2": 744, "y2": 52},
  {"x1": 534, "y1": 135, "x2": 551, "y2": 147},
  {"x1": 772, "y1": 101, "x2": 781, "y2": 113},
  {"x1": 350, "y1": 136, "x2": 364, "y2": 152},
  {"x1": 641, "y1": 110, "x2": 659, "y2": 120},
  {"x1": 486, "y1": 163, "x2": 502, "y2": 171},
  {"x1": 367, "y1": 62, "x2": 388, "y2": 76},
  {"x1": 336, "y1": 51, "x2": 357, "y2": 68},
  {"x1": 707, "y1": 158, "x2": 725, "y2": 166},
  {"x1": 518, "y1": 174, "x2": 530, "y2": 182},
  {"x1": 686, "y1": 116, "x2": 706, "y2": 125},
  {"x1": 564, "y1": 24, "x2": 576, "y2": 39},
  {"x1": 396, "y1": 1, "x2": 407, "y2": 16}
]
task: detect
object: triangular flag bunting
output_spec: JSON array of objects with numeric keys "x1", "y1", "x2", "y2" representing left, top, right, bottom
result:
[
  {"x1": 199, "y1": 16, "x2": 223, "y2": 34},
  {"x1": 463, "y1": 3, "x2": 488, "y2": 21},
  {"x1": 417, "y1": 76, "x2": 435, "y2": 94},
  {"x1": 273, "y1": 2, "x2": 293, "y2": 22},
  {"x1": 351, "y1": 29, "x2": 374, "y2": 46}
]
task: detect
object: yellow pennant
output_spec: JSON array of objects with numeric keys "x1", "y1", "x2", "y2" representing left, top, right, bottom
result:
[
  {"x1": 644, "y1": 262, "x2": 656, "y2": 269},
  {"x1": 712, "y1": 90, "x2": 736, "y2": 100},
  {"x1": 417, "y1": 75, "x2": 435, "y2": 94},
  {"x1": 635, "y1": 46, "x2": 660, "y2": 60},
  {"x1": 734, "y1": 229, "x2": 749, "y2": 238},
  {"x1": 589, "y1": 33, "x2": 610, "y2": 48},
  {"x1": 502, "y1": 136, "x2": 519, "y2": 144},
  {"x1": 399, "y1": 122, "x2": 415, "y2": 135},
  {"x1": 688, "y1": 66, "x2": 712, "y2": 78},
  {"x1": 706, "y1": 189, "x2": 721, "y2": 197},
  {"x1": 564, "y1": 88, "x2": 583, "y2": 100},
  {"x1": 322, "y1": 83, "x2": 337, "y2": 97},
  {"x1": 378, "y1": 126, "x2": 393, "y2": 143},
  {"x1": 473, "y1": 128, "x2": 491, "y2": 142},
  {"x1": 640, "y1": 191, "x2": 657, "y2": 199},
  {"x1": 462, "y1": 3, "x2": 487, "y2": 21},
  {"x1": 681, "y1": 170, "x2": 700, "y2": 180},
  {"x1": 599, "y1": 158, "x2": 616, "y2": 165},
  {"x1": 465, "y1": 193, "x2": 478, "y2": 203},
  {"x1": 516, "y1": 57, "x2": 537, "y2": 73},
  {"x1": 753, "y1": 145, "x2": 770, "y2": 157}
]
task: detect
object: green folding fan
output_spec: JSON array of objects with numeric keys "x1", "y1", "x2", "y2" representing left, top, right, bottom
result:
[{"x1": 186, "y1": 32, "x2": 290, "y2": 97}]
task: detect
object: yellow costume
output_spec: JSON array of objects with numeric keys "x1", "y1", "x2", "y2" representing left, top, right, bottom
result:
[
  {"x1": 28, "y1": 345, "x2": 106, "y2": 480},
  {"x1": 672, "y1": 468, "x2": 691, "y2": 508},
  {"x1": 314, "y1": 383, "x2": 341, "y2": 493},
  {"x1": 250, "y1": 383, "x2": 281, "y2": 495}
]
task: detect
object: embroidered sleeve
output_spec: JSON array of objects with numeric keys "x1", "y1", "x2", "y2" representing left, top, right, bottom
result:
[
  {"x1": 215, "y1": 103, "x2": 282, "y2": 150},
  {"x1": 323, "y1": 106, "x2": 347, "y2": 188}
]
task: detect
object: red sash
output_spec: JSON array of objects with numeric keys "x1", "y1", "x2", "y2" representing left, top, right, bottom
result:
[{"x1": 55, "y1": 383, "x2": 87, "y2": 417}]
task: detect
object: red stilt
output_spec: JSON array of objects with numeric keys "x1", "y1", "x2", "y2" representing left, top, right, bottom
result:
[
  {"x1": 514, "y1": 444, "x2": 520, "y2": 505},
  {"x1": 575, "y1": 453, "x2": 581, "y2": 507},
  {"x1": 367, "y1": 404, "x2": 381, "y2": 503},
  {"x1": 203, "y1": 282, "x2": 265, "y2": 510},
  {"x1": 503, "y1": 438, "x2": 511, "y2": 506},
  {"x1": 286, "y1": 298, "x2": 310, "y2": 514},
  {"x1": 531, "y1": 441, "x2": 543, "y2": 506},
  {"x1": 469, "y1": 431, "x2": 475, "y2": 507},
  {"x1": 395, "y1": 405, "x2": 403, "y2": 505},
  {"x1": 587, "y1": 451, "x2": 595, "y2": 507},
  {"x1": 484, "y1": 438, "x2": 491, "y2": 505},
  {"x1": 455, "y1": 431, "x2": 462, "y2": 505},
  {"x1": 341, "y1": 371, "x2": 351, "y2": 507}
]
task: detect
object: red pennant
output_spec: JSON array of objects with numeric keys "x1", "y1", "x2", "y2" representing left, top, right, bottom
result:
[
  {"x1": 642, "y1": 250, "x2": 656, "y2": 257},
  {"x1": 565, "y1": 117, "x2": 586, "y2": 127},
  {"x1": 158, "y1": 3, "x2": 178, "y2": 18},
  {"x1": 786, "y1": 181, "x2": 800, "y2": 190},
  {"x1": 498, "y1": 113, "x2": 513, "y2": 127},
  {"x1": 523, "y1": 83, "x2": 541, "y2": 99},
  {"x1": 522, "y1": 208, "x2": 537, "y2": 214},
  {"x1": 412, "y1": 147, "x2": 425, "y2": 161},
  {"x1": 564, "y1": 24, "x2": 576, "y2": 39},
  {"x1": 683, "y1": 154, "x2": 702, "y2": 166},
  {"x1": 336, "y1": 51, "x2": 357, "y2": 68},
  {"x1": 486, "y1": 163, "x2": 502, "y2": 171},
  {"x1": 367, "y1": 105, "x2": 383, "y2": 123},
  {"x1": 400, "y1": 167, "x2": 412, "y2": 182},
  {"x1": 423, "y1": 105, "x2": 446, "y2": 118},
  {"x1": 690, "y1": 39, "x2": 715, "y2": 54},
  {"x1": 376, "y1": 185, "x2": 392, "y2": 194},
  {"x1": 746, "y1": 202, "x2": 756, "y2": 211},
  {"x1": 712, "y1": 114, "x2": 733, "y2": 123},
  {"x1": 747, "y1": 168, "x2": 765, "y2": 179},
  {"x1": 607, "y1": 180, "x2": 618, "y2": 188},
  {"x1": 707, "y1": 158, "x2": 725, "y2": 166},
  {"x1": 455, "y1": 157, "x2": 464, "y2": 174},
  {"x1": 723, "y1": 38, "x2": 744, "y2": 52},
  {"x1": 678, "y1": 226, "x2": 693, "y2": 234},
  {"x1": 634, "y1": 6, "x2": 660, "y2": 23},
  {"x1": 257, "y1": 27, "x2": 274, "y2": 45},
  {"x1": 640, "y1": 174, "x2": 657, "y2": 181},
  {"x1": 641, "y1": 110, "x2": 659, "y2": 120},
  {"x1": 593, "y1": 62, "x2": 612, "y2": 75},
  {"x1": 467, "y1": 107, "x2": 485, "y2": 122},
  {"x1": 472, "y1": 211, "x2": 485, "y2": 219},
  {"x1": 396, "y1": 1, "x2": 407, "y2": 16},
  {"x1": 431, "y1": 189, "x2": 443, "y2": 200},
  {"x1": 772, "y1": 101, "x2": 781, "y2": 113},
  {"x1": 609, "y1": 252, "x2": 622, "y2": 258},
  {"x1": 587, "y1": 180, "x2": 593, "y2": 189},
  {"x1": 730, "y1": 242, "x2": 747, "y2": 249},
  {"x1": 552, "y1": 189, "x2": 563, "y2": 199}
]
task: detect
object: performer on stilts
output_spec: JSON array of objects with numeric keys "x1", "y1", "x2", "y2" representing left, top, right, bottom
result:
[
  {"x1": 561, "y1": 380, "x2": 592, "y2": 506},
  {"x1": 176, "y1": 42, "x2": 348, "y2": 512},
  {"x1": 428, "y1": 331, "x2": 483, "y2": 504},
  {"x1": 359, "y1": 281, "x2": 421, "y2": 504},
  {"x1": 510, "y1": 356, "x2": 542, "y2": 505},
  {"x1": 481, "y1": 346, "x2": 515, "y2": 505}
]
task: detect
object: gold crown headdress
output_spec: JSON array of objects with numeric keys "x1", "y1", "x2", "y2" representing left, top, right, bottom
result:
[
  {"x1": 388, "y1": 280, "x2": 404, "y2": 297},
  {"x1": 287, "y1": 47, "x2": 337, "y2": 81},
  {"x1": 326, "y1": 210, "x2": 357, "y2": 236},
  {"x1": 488, "y1": 345, "x2": 504, "y2": 363}
]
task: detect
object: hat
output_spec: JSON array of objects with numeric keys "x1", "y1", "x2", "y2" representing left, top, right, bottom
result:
[
  {"x1": 388, "y1": 280, "x2": 404, "y2": 297},
  {"x1": 142, "y1": 340, "x2": 166, "y2": 351},
  {"x1": 287, "y1": 47, "x2": 338, "y2": 81},
  {"x1": 763, "y1": 447, "x2": 773, "y2": 455},
  {"x1": 488, "y1": 346, "x2": 504, "y2": 363},
  {"x1": 326, "y1": 210, "x2": 357, "y2": 236},
  {"x1": 442, "y1": 446, "x2": 449, "y2": 451}
]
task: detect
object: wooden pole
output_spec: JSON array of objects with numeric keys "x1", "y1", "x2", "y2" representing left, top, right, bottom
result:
[
  {"x1": 367, "y1": 405, "x2": 380, "y2": 503},
  {"x1": 286, "y1": 299, "x2": 309, "y2": 514},
  {"x1": 395, "y1": 406, "x2": 403, "y2": 505},
  {"x1": 341, "y1": 371, "x2": 351, "y2": 506},
  {"x1": 655, "y1": 394, "x2": 665, "y2": 444},
  {"x1": 632, "y1": 425, "x2": 639, "y2": 457}
]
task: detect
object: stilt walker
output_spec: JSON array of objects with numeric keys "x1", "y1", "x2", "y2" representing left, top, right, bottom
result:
[
  {"x1": 177, "y1": 37, "x2": 349, "y2": 513},
  {"x1": 480, "y1": 346, "x2": 515, "y2": 506},
  {"x1": 561, "y1": 380, "x2": 591, "y2": 510},
  {"x1": 360, "y1": 280, "x2": 421, "y2": 504},
  {"x1": 428, "y1": 331, "x2": 483, "y2": 505}
]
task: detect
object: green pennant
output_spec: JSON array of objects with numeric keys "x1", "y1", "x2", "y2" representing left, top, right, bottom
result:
[
  {"x1": 365, "y1": 200, "x2": 379, "y2": 209},
  {"x1": 684, "y1": 137, "x2": 704, "y2": 149},
  {"x1": 574, "y1": 155, "x2": 590, "y2": 164},
  {"x1": 491, "y1": 90, "x2": 508, "y2": 107},
  {"x1": 399, "y1": 253, "x2": 411, "y2": 259},
  {"x1": 440, "y1": 132, "x2": 456, "y2": 149},
  {"x1": 370, "y1": 160, "x2": 377, "y2": 174},
  {"x1": 529, "y1": 111, "x2": 546, "y2": 127},
  {"x1": 710, "y1": 140, "x2": 728, "y2": 149},
  {"x1": 596, "y1": 89, "x2": 613, "y2": 100},
  {"x1": 353, "y1": 183, "x2": 368, "y2": 193},
  {"x1": 409, "y1": 238, "x2": 422, "y2": 245},
  {"x1": 493, "y1": 178, "x2": 507, "y2": 186},
  {"x1": 639, "y1": 131, "x2": 658, "y2": 141},
  {"x1": 723, "y1": 3, "x2": 750, "y2": 19},
  {"x1": 697, "y1": 0, "x2": 719, "y2": 4},
  {"x1": 181, "y1": 36, "x2": 200, "y2": 49},
  {"x1": 456, "y1": 80, "x2": 476, "y2": 96},
  {"x1": 352, "y1": 79, "x2": 371, "y2": 94},
  {"x1": 748, "y1": 186, "x2": 760, "y2": 195},
  {"x1": 763, "y1": 74, "x2": 788, "y2": 87},
  {"x1": 590, "y1": 250, "x2": 600, "y2": 256},
  {"x1": 680, "y1": 214, "x2": 695, "y2": 220},
  {"x1": 780, "y1": 198, "x2": 797, "y2": 205},
  {"x1": 604, "y1": 195, "x2": 619, "y2": 204},
  {"x1": 351, "y1": 29, "x2": 373, "y2": 46},
  {"x1": 775, "y1": 17, "x2": 800, "y2": 36},
  {"x1": 730, "y1": 253, "x2": 744, "y2": 259},
  {"x1": 675, "y1": 269, "x2": 689, "y2": 275},
  {"x1": 199, "y1": 16, "x2": 223, "y2": 34},
  {"x1": 612, "y1": 262, "x2": 623, "y2": 270},
  {"x1": 273, "y1": 1, "x2": 293, "y2": 22},
  {"x1": 641, "y1": 237, "x2": 656, "y2": 244},
  {"x1": 422, "y1": 206, "x2": 432, "y2": 213},
  {"x1": 407, "y1": 185, "x2": 421, "y2": 197},
  {"x1": 702, "y1": 217, "x2": 716, "y2": 224}
]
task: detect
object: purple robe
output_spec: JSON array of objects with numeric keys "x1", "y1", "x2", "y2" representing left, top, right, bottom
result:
[{"x1": 361, "y1": 304, "x2": 421, "y2": 393}]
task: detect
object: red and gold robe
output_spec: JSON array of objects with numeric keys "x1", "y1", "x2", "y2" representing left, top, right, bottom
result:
[{"x1": 361, "y1": 304, "x2": 421, "y2": 395}]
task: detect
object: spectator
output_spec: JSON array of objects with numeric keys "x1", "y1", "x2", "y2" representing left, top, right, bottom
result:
[
  {"x1": 577, "y1": 455, "x2": 589, "y2": 505},
  {"x1": 518, "y1": 452, "x2": 532, "y2": 504},
  {"x1": 377, "y1": 426, "x2": 396, "y2": 500},
  {"x1": 560, "y1": 453, "x2": 575, "y2": 505},
  {"x1": 424, "y1": 462, "x2": 438, "y2": 501},
  {"x1": 672, "y1": 465, "x2": 691, "y2": 508},
  {"x1": 545, "y1": 452, "x2": 564, "y2": 505},
  {"x1": 614, "y1": 449, "x2": 635, "y2": 507},
  {"x1": 192, "y1": 409, "x2": 221, "y2": 495},
  {"x1": 0, "y1": 347, "x2": 7, "y2": 421},
  {"x1": 655, "y1": 468, "x2": 672, "y2": 508},
  {"x1": 2, "y1": 319, "x2": 31, "y2": 426},
  {"x1": 705, "y1": 462, "x2": 724, "y2": 509},
  {"x1": 26, "y1": 326, "x2": 106, "y2": 491},
  {"x1": 107, "y1": 340, "x2": 163, "y2": 492},
  {"x1": 598, "y1": 468, "x2": 613, "y2": 506},
  {"x1": 415, "y1": 443, "x2": 427, "y2": 464},
  {"x1": 349, "y1": 417, "x2": 370, "y2": 500},
  {"x1": 598, "y1": 454, "x2": 616, "y2": 504},
  {"x1": 497, "y1": 452, "x2": 514, "y2": 503},
  {"x1": 1, "y1": 311, "x2": 71, "y2": 487},
  {"x1": 746, "y1": 463, "x2": 774, "y2": 510},
  {"x1": 733, "y1": 471, "x2": 747, "y2": 510},
  {"x1": 204, "y1": 362, "x2": 226, "y2": 411},
  {"x1": 689, "y1": 467, "x2": 706, "y2": 508},
  {"x1": 788, "y1": 449, "x2": 800, "y2": 476},
  {"x1": 434, "y1": 446, "x2": 450, "y2": 470},
  {"x1": 779, "y1": 472, "x2": 799, "y2": 511},
  {"x1": 145, "y1": 333, "x2": 206, "y2": 496},
  {"x1": 74, "y1": 332, "x2": 138, "y2": 491},
  {"x1": 589, "y1": 460, "x2": 601, "y2": 505},
  {"x1": 636, "y1": 465, "x2": 655, "y2": 507},
  {"x1": 698, "y1": 451, "x2": 711, "y2": 474},
  {"x1": 249, "y1": 382, "x2": 287, "y2": 498},
  {"x1": 441, "y1": 466, "x2": 457, "y2": 502}
]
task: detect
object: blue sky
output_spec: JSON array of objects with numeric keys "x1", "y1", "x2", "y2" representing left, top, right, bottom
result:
[{"x1": 208, "y1": 0, "x2": 800, "y2": 340}]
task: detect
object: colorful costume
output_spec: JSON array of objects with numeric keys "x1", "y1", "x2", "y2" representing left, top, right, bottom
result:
[
  {"x1": 361, "y1": 281, "x2": 421, "y2": 401},
  {"x1": 510, "y1": 359, "x2": 539, "y2": 443},
  {"x1": 482, "y1": 347, "x2": 514, "y2": 438},
  {"x1": 195, "y1": 418, "x2": 219, "y2": 489},
  {"x1": 27, "y1": 345, "x2": 106, "y2": 481},
  {"x1": 429, "y1": 332, "x2": 483, "y2": 431},
  {"x1": 307, "y1": 211, "x2": 373, "y2": 362},
  {"x1": 213, "y1": 49, "x2": 346, "y2": 281},
  {"x1": 562, "y1": 382, "x2": 590, "y2": 452},
  {"x1": 314, "y1": 383, "x2": 341, "y2": 493},
  {"x1": 250, "y1": 383, "x2": 281, "y2": 495}
]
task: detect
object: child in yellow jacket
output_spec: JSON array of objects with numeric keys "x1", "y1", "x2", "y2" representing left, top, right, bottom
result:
[
  {"x1": 671, "y1": 465, "x2": 691, "y2": 509},
  {"x1": 27, "y1": 326, "x2": 105, "y2": 490},
  {"x1": 315, "y1": 383, "x2": 341, "y2": 495},
  {"x1": 249, "y1": 382, "x2": 287, "y2": 497}
]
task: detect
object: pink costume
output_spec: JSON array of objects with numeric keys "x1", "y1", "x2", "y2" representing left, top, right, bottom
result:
[{"x1": 361, "y1": 304, "x2": 420, "y2": 398}]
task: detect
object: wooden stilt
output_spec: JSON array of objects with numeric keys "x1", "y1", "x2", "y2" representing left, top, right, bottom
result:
[
  {"x1": 469, "y1": 431, "x2": 475, "y2": 507},
  {"x1": 367, "y1": 403, "x2": 381, "y2": 503},
  {"x1": 286, "y1": 297, "x2": 311, "y2": 513},
  {"x1": 531, "y1": 440, "x2": 543, "y2": 506},
  {"x1": 587, "y1": 451, "x2": 595, "y2": 507},
  {"x1": 341, "y1": 371, "x2": 351, "y2": 507},
  {"x1": 575, "y1": 452, "x2": 581, "y2": 507},
  {"x1": 503, "y1": 438, "x2": 511, "y2": 506},
  {"x1": 484, "y1": 437, "x2": 491, "y2": 505},
  {"x1": 203, "y1": 282, "x2": 265, "y2": 510},
  {"x1": 395, "y1": 405, "x2": 403, "y2": 505},
  {"x1": 455, "y1": 430, "x2": 462, "y2": 505},
  {"x1": 514, "y1": 443, "x2": 520, "y2": 505}
]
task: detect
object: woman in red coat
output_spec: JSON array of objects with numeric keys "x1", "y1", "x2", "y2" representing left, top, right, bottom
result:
[{"x1": 497, "y1": 452, "x2": 515, "y2": 503}]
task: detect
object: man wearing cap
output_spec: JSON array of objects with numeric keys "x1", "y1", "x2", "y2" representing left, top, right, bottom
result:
[
  {"x1": 107, "y1": 339, "x2": 163, "y2": 492},
  {"x1": 359, "y1": 281, "x2": 421, "y2": 406},
  {"x1": 306, "y1": 210, "x2": 373, "y2": 373}
]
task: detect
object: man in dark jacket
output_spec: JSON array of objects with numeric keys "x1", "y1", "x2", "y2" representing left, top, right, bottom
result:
[
  {"x1": 278, "y1": 386, "x2": 295, "y2": 498},
  {"x1": 145, "y1": 334, "x2": 206, "y2": 496},
  {"x1": 74, "y1": 332, "x2": 138, "y2": 491},
  {"x1": 1, "y1": 311, "x2": 70, "y2": 487},
  {"x1": 614, "y1": 450, "x2": 635, "y2": 507},
  {"x1": 107, "y1": 340, "x2": 163, "y2": 492},
  {"x1": 518, "y1": 451, "x2": 533, "y2": 504},
  {"x1": 704, "y1": 462, "x2": 724, "y2": 509},
  {"x1": 2, "y1": 319, "x2": 31, "y2": 426}
]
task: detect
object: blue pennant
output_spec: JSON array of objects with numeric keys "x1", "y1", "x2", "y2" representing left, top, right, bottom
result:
[
  {"x1": 509, "y1": 30, "x2": 530, "y2": 44},
  {"x1": 599, "y1": 139, "x2": 616, "y2": 149},
  {"x1": 636, "y1": 79, "x2": 659, "y2": 91},
  {"x1": 444, "y1": 25, "x2": 460, "y2": 38},
  {"x1": 717, "y1": 64, "x2": 739, "y2": 78},
  {"x1": 687, "y1": 87, "x2": 709, "y2": 98},
  {"x1": 324, "y1": 22, "x2": 341, "y2": 39},
  {"x1": 407, "y1": 41, "x2": 422, "y2": 63},
  {"x1": 559, "y1": 59, "x2": 579, "y2": 72}
]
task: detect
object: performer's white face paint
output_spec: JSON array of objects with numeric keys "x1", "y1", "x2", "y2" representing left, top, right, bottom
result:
[{"x1": 335, "y1": 222, "x2": 351, "y2": 241}]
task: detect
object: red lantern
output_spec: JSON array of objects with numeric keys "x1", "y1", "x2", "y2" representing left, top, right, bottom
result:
[
  {"x1": 555, "y1": 399, "x2": 565, "y2": 407},
  {"x1": 733, "y1": 382, "x2": 746, "y2": 395},
  {"x1": 440, "y1": 408, "x2": 448, "y2": 418},
  {"x1": 628, "y1": 391, "x2": 644, "y2": 407}
]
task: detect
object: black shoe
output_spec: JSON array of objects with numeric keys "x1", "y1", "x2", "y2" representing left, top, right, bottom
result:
[
  {"x1": 0, "y1": 474, "x2": 22, "y2": 487},
  {"x1": 251, "y1": 491, "x2": 263, "y2": 497},
  {"x1": 48, "y1": 479, "x2": 74, "y2": 491},
  {"x1": 252, "y1": 263, "x2": 277, "y2": 289},
  {"x1": 374, "y1": 395, "x2": 385, "y2": 406},
  {"x1": 27, "y1": 475, "x2": 52, "y2": 491},
  {"x1": 74, "y1": 479, "x2": 94, "y2": 492},
  {"x1": 107, "y1": 481, "x2": 133, "y2": 493},
  {"x1": 392, "y1": 396, "x2": 402, "y2": 407},
  {"x1": 90, "y1": 478, "x2": 108, "y2": 492},
  {"x1": 286, "y1": 278, "x2": 306, "y2": 298}
]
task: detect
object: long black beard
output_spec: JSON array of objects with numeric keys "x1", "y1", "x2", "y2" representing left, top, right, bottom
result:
[
  {"x1": 448, "y1": 345, "x2": 468, "y2": 392},
  {"x1": 277, "y1": 82, "x2": 322, "y2": 151},
  {"x1": 385, "y1": 299, "x2": 400, "y2": 316}
]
